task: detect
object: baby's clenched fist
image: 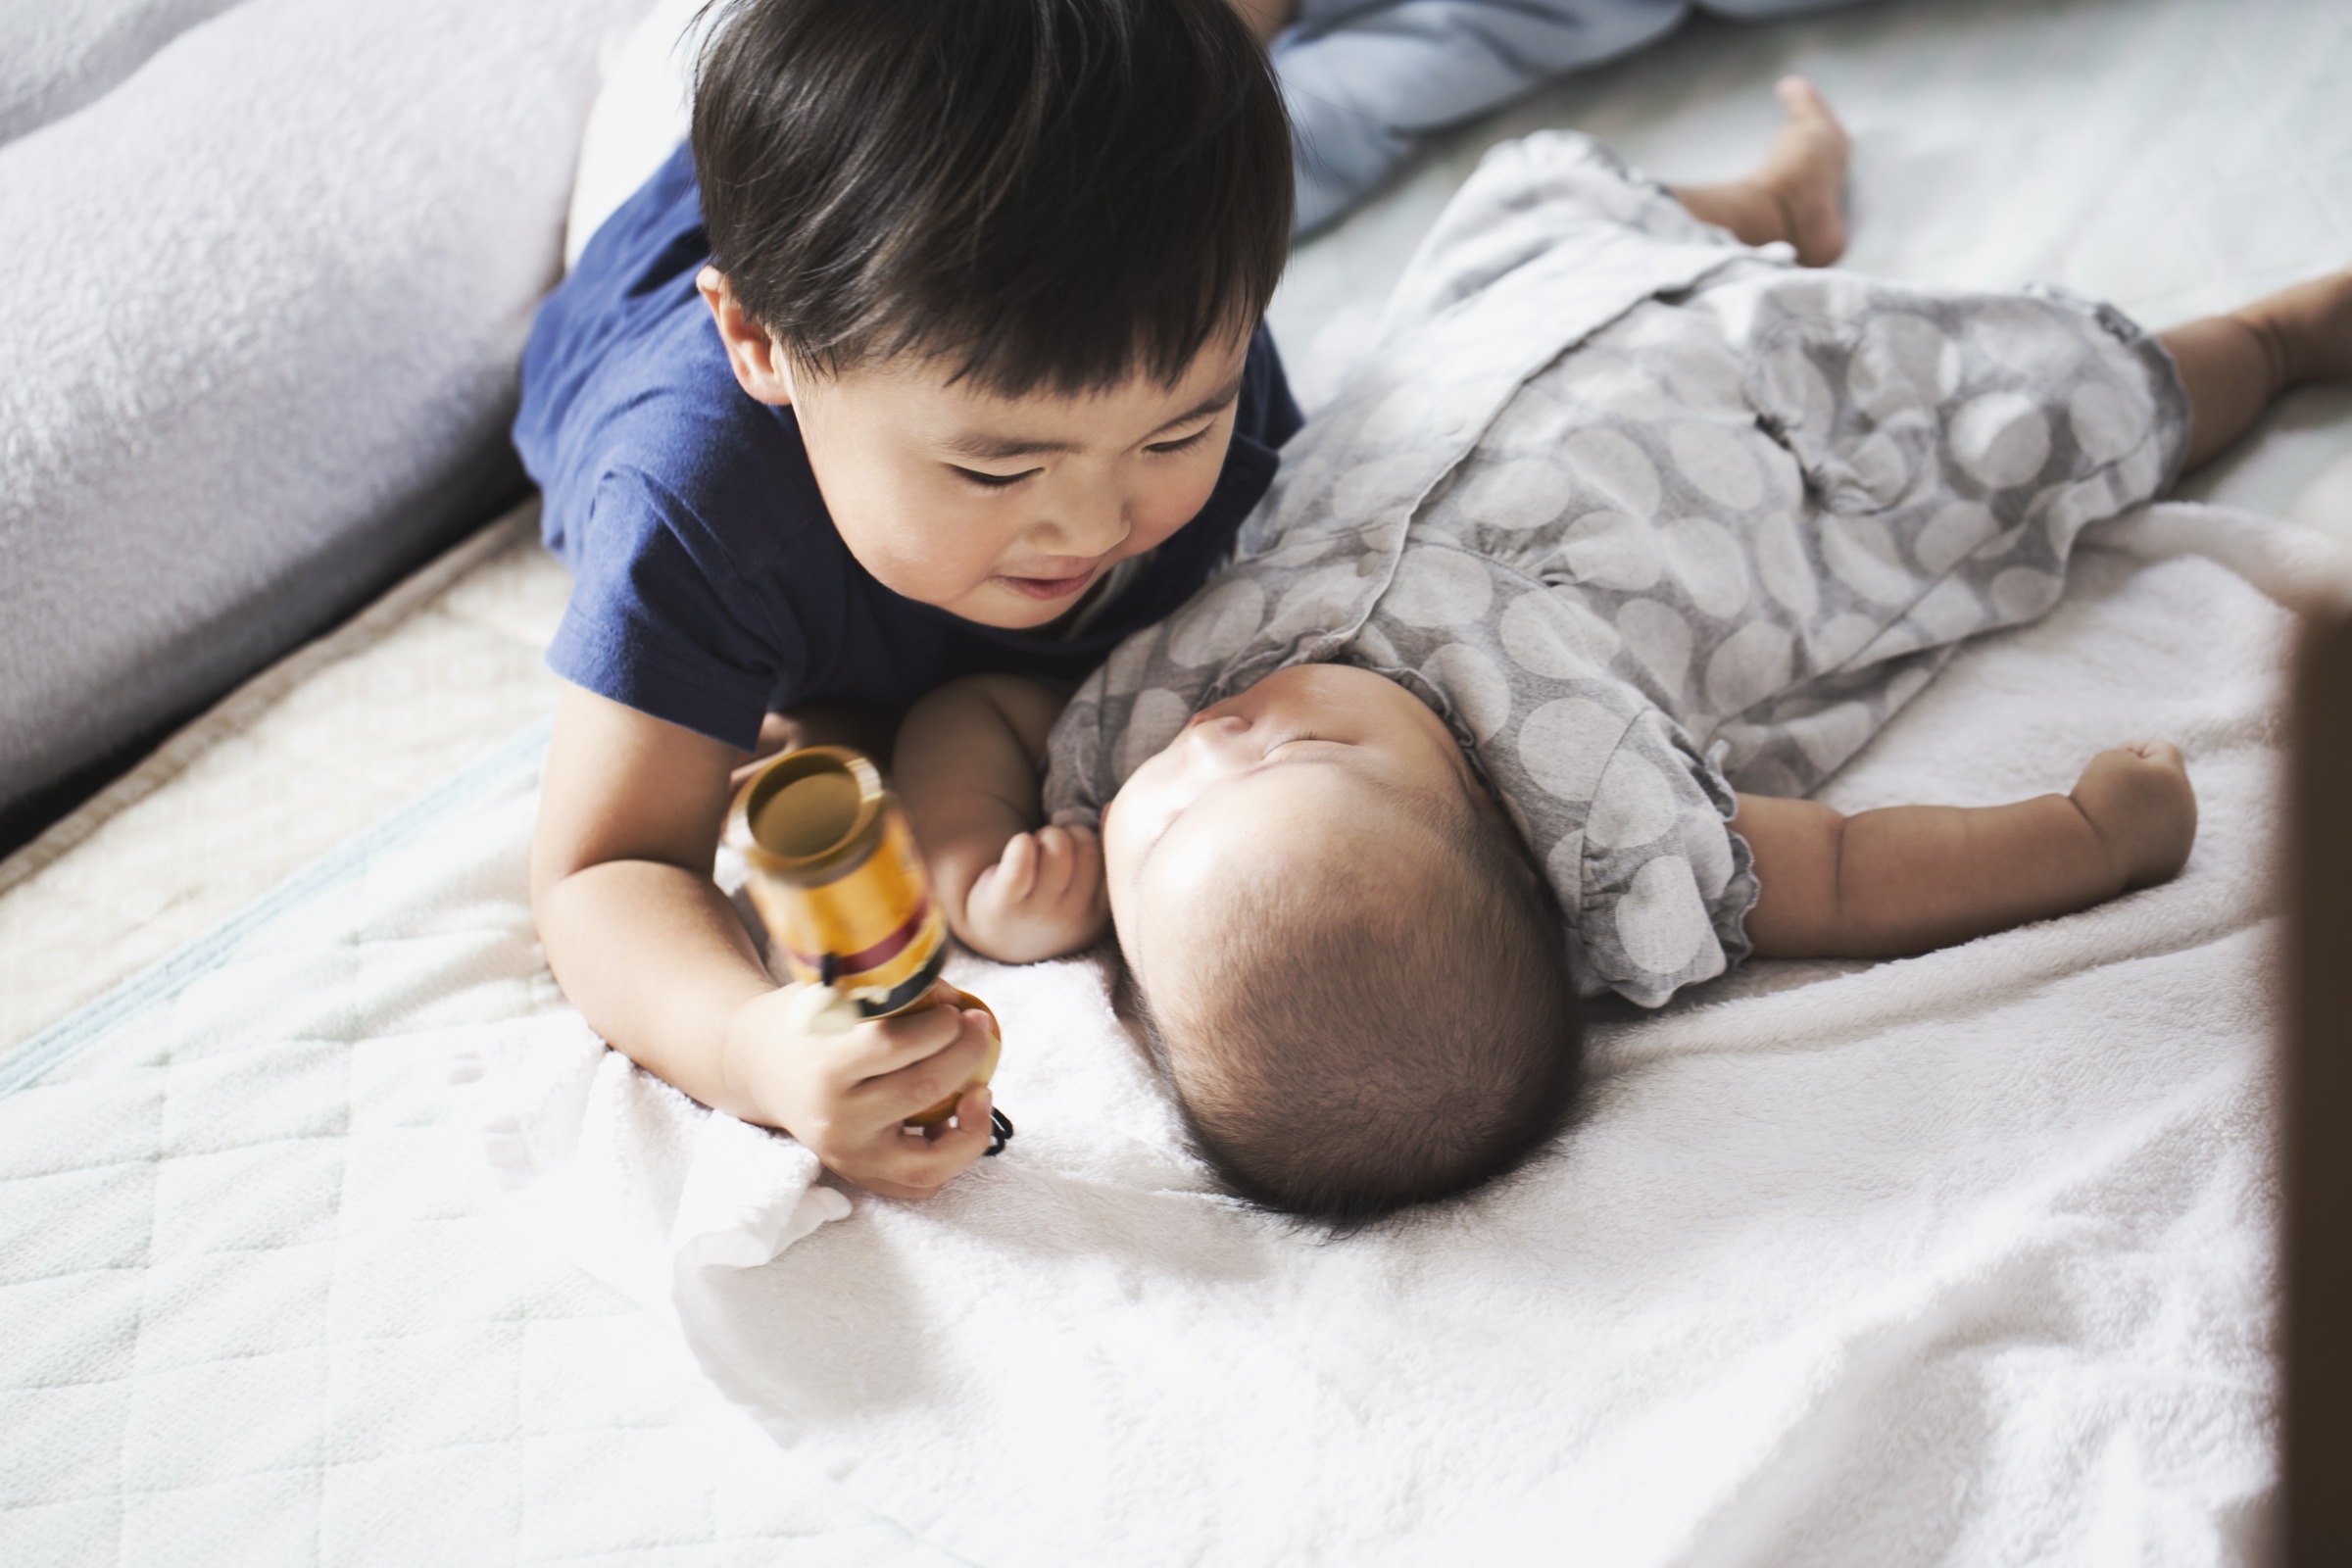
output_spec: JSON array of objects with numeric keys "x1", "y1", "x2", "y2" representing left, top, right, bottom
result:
[
  {"x1": 2071, "y1": 740, "x2": 2196, "y2": 892},
  {"x1": 963, "y1": 824, "x2": 1109, "y2": 962}
]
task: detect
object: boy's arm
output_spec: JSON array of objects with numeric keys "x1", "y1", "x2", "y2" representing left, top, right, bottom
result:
[
  {"x1": 531, "y1": 684, "x2": 999, "y2": 1199},
  {"x1": 1735, "y1": 742, "x2": 2197, "y2": 959},
  {"x1": 895, "y1": 674, "x2": 1109, "y2": 962}
]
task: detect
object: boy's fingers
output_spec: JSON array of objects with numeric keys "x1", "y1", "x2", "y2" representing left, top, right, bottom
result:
[
  {"x1": 816, "y1": 1004, "x2": 965, "y2": 1084},
  {"x1": 850, "y1": 1012, "x2": 994, "y2": 1122},
  {"x1": 860, "y1": 1089, "x2": 997, "y2": 1197}
]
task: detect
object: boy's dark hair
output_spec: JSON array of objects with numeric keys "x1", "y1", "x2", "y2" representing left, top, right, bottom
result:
[
  {"x1": 1122, "y1": 792, "x2": 1585, "y2": 1229},
  {"x1": 691, "y1": 0, "x2": 1292, "y2": 396}
]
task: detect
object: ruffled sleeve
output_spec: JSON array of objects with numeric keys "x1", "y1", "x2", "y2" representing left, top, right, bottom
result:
[{"x1": 1570, "y1": 709, "x2": 1759, "y2": 1008}]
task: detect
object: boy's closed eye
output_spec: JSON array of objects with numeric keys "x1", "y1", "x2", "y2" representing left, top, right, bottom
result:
[
  {"x1": 946, "y1": 416, "x2": 1225, "y2": 489},
  {"x1": 953, "y1": 465, "x2": 1041, "y2": 489},
  {"x1": 1146, "y1": 422, "x2": 1219, "y2": 456}
]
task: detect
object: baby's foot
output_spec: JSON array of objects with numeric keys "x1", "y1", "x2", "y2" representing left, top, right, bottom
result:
[
  {"x1": 2235, "y1": 267, "x2": 2352, "y2": 390},
  {"x1": 1752, "y1": 76, "x2": 1850, "y2": 268},
  {"x1": 2071, "y1": 741, "x2": 2197, "y2": 892}
]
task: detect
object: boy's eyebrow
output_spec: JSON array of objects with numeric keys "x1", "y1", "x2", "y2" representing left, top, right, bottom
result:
[
  {"x1": 942, "y1": 373, "x2": 1248, "y2": 462},
  {"x1": 1145, "y1": 372, "x2": 1248, "y2": 437},
  {"x1": 944, "y1": 431, "x2": 1079, "y2": 460}
]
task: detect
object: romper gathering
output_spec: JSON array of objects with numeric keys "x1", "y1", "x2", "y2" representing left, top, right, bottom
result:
[{"x1": 8, "y1": 0, "x2": 2350, "y2": 1559}]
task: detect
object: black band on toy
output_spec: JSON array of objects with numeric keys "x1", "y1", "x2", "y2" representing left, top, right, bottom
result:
[{"x1": 984, "y1": 1106, "x2": 1014, "y2": 1157}]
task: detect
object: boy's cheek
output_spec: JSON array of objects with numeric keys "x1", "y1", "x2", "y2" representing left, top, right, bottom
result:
[
  {"x1": 833, "y1": 493, "x2": 1006, "y2": 608},
  {"x1": 1119, "y1": 461, "x2": 1229, "y2": 557}
]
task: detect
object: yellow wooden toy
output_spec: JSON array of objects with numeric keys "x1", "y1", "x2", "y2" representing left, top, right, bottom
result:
[{"x1": 726, "y1": 747, "x2": 1005, "y2": 1140}]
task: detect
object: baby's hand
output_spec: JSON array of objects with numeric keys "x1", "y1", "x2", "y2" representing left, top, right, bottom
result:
[
  {"x1": 2071, "y1": 740, "x2": 2197, "y2": 891},
  {"x1": 724, "y1": 985, "x2": 1000, "y2": 1200},
  {"x1": 963, "y1": 824, "x2": 1108, "y2": 962}
]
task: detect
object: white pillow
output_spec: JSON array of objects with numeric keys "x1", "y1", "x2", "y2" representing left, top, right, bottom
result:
[{"x1": 565, "y1": 0, "x2": 715, "y2": 270}]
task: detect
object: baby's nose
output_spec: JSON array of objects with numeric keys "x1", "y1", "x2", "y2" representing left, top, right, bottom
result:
[{"x1": 1184, "y1": 712, "x2": 1255, "y2": 766}]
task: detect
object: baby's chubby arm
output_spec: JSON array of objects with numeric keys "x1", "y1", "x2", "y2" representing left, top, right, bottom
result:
[
  {"x1": 1736, "y1": 741, "x2": 2197, "y2": 958},
  {"x1": 896, "y1": 675, "x2": 1109, "y2": 962},
  {"x1": 531, "y1": 684, "x2": 999, "y2": 1200}
]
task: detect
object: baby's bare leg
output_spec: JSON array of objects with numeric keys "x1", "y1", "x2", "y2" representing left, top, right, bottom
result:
[
  {"x1": 1737, "y1": 742, "x2": 2195, "y2": 959},
  {"x1": 2162, "y1": 269, "x2": 2352, "y2": 470},
  {"x1": 1674, "y1": 77, "x2": 1849, "y2": 268}
]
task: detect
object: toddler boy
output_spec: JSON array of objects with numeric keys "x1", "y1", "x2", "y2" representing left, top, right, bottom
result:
[{"x1": 516, "y1": 0, "x2": 1299, "y2": 1199}]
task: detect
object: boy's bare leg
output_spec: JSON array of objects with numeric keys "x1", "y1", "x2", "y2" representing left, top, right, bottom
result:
[
  {"x1": 1674, "y1": 76, "x2": 1850, "y2": 268},
  {"x1": 2161, "y1": 269, "x2": 2352, "y2": 471}
]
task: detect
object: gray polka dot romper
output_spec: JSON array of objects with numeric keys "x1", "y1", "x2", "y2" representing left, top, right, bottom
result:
[{"x1": 1044, "y1": 131, "x2": 2190, "y2": 1007}]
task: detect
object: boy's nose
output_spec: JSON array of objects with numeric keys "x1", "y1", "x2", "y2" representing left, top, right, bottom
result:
[{"x1": 1037, "y1": 484, "x2": 1130, "y2": 557}]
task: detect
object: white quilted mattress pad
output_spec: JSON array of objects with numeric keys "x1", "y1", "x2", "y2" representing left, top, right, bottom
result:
[{"x1": 7, "y1": 0, "x2": 2352, "y2": 1562}]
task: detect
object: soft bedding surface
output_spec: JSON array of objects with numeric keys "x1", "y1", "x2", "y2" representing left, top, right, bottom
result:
[
  {"x1": 465, "y1": 509, "x2": 2320, "y2": 1568},
  {"x1": 0, "y1": 735, "x2": 959, "y2": 1568},
  {"x1": 2, "y1": 511, "x2": 2316, "y2": 1568},
  {"x1": 7, "y1": 0, "x2": 2352, "y2": 1561}
]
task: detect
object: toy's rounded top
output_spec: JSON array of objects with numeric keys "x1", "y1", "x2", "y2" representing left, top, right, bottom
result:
[{"x1": 728, "y1": 746, "x2": 887, "y2": 886}]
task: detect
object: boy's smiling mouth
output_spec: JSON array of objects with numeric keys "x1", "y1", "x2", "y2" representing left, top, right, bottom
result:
[{"x1": 996, "y1": 560, "x2": 1103, "y2": 601}]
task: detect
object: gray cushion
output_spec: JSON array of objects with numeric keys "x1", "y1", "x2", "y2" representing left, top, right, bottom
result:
[{"x1": 0, "y1": 0, "x2": 651, "y2": 815}]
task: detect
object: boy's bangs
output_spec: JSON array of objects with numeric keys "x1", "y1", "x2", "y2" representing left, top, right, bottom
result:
[{"x1": 693, "y1": 0, "x2": 1292, "y2": 398}]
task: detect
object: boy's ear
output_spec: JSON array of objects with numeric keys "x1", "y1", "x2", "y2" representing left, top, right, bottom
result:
[{"x1": 698, "y1": 266, "x2": 795, "y2": 407}]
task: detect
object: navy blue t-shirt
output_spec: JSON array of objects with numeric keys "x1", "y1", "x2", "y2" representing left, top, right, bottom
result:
[{"x1": 514, "y1": 144, "x2": 1303, "y2": 752}]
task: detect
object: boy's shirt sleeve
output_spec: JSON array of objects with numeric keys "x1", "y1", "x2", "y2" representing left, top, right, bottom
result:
[{"x1": 545, "y1": 467, "x2": 803, "y2": 753}]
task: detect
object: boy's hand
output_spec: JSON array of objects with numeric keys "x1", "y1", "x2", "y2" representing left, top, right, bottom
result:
[
  {"x1": 962, "y1": 824, "x2": 1108, "y2": 962},
  {"x1": 724, "y1": 987, "x2": 1000, "y2": 1200}
]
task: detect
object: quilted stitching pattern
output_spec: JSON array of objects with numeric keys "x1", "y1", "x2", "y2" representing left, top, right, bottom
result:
[
  {"x1": 0, "y1": 512, "x2": 571, "y2": 1054},
  {"x1": 0, "y1": 758, "x2": 960, "y2": 1567},
  {"x1": 5, "y1": 0, "x2": 2348, "y2": 1559}
]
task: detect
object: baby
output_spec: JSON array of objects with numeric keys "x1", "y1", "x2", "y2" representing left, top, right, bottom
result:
[{"x1": 895, "y1": 86, "x2": 2352, "y2": 1224}]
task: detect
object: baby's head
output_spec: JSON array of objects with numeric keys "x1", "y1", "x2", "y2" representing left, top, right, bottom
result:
[
  {"x1": 688, "y1": 0, "x2": 1290, "y2": 629},
  {"x1": 1102, "y1": 666, "x2": 1584, "y2": 1225}
]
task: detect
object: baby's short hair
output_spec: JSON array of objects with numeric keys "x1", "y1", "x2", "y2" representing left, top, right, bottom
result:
[
  {"x1": 690, "y1": 0, "x2": 1292, "y2": 396},
  {"x1": 1128, "y1": 792, "x2": 1584, "y2": 1228}
]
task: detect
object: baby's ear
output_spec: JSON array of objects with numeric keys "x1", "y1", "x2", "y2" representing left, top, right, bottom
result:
[{"x1": 697, "y1": 267, "x2": 795, "y2": 406}]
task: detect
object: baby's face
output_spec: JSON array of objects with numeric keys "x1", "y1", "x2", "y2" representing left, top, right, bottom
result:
[
  {"x1": 702, "y1": 269, "x2": 1251, "y2": 630},
  {"x1": 1102, "y1": 665, "x2": 1482, "y2": 998}
]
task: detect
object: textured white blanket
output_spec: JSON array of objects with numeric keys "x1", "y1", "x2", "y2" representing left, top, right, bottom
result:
[{"x1": 456, "y1": 504, "x2": 2326, "y2": 1567}]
